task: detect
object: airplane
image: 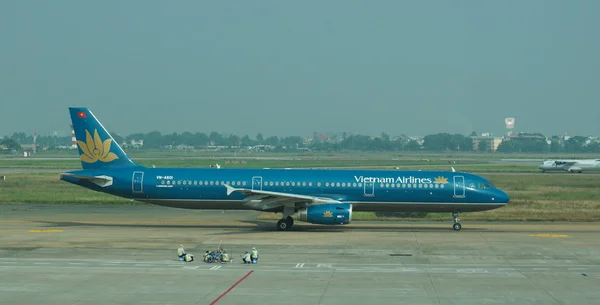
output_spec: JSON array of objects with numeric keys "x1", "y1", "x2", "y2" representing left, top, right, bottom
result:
[
  {"x1": 538, "y1": 159, "x2": 600, "y2": 173},
  {"x1": 60, "y1": 107, "x2": 510, "y2": 231}
]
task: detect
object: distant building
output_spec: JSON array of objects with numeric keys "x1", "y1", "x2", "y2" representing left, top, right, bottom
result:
[
  {"x1": 506, "y1": 134, "x2": 545, "y2": 140},
  {"x1": 122, "y1": 139, "x2": 144, "y2": 149},
  {"x1": 20, "y1": 144, "x2": 38, "y2": 153},
  {"x1": 470, "y1": 135, "x2": 503, "y2": 152}
]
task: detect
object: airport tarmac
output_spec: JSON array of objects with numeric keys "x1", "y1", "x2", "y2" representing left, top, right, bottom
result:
[{"x1": 1, "y1": 204, "x2": 599, "y2": 305}]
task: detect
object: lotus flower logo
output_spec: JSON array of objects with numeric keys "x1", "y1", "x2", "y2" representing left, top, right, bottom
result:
[
  {"x1": 77, "y1": 129, "x2": 119, "y2": 163},
  {"x1": 434, "y1": 176, "x2": 448, "y2": 184},
  {"x1": 323, "y1": 211, "x2": 333, "y2": 218}
]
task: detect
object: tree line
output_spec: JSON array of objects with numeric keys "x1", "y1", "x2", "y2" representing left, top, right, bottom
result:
[{"x1": 2, "y1": 131, "x2": 599, "y2": 153}]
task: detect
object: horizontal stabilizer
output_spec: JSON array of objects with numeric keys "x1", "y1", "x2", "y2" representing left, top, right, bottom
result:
[{"x1": 60, "y1": 173, "x2": 113, "y2": 187}]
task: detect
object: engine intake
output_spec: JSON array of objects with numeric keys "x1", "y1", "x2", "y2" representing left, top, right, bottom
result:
[{"x1": 297, "y1": 203, "x2": 352, "y2": 225}]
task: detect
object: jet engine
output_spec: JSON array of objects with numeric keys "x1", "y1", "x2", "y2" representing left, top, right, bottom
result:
[{"x1": 297, "y1": 203, "x2": 352, "y2": 225}]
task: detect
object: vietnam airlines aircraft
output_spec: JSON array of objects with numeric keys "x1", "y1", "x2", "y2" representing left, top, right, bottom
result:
[
  {"x1": 538, "y1": 159, "x2": 600, "y2": 173},
  {"x1": 60, "y1": 107, "x2": 510, "y2": 231}
]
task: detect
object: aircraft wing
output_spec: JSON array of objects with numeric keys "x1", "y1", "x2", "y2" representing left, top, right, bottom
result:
[{"x1": 223, "y1": 184, "x2": 340, "y2": 211}]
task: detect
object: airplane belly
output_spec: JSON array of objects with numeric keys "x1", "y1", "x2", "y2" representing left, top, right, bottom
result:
[
  {"x1": 351, "y1": 202, "x2": 504, "y2": 213},
  {"x1": 137, "y1": 199, "x2": 248, "y2": 210}
]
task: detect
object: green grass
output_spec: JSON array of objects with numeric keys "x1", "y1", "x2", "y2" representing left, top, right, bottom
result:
[
  {"x1": 2, "y1": 153, "x2": 599, "y2": 221},
  {"x1": 0, "y1": 158, "x2": 484, "y2": 169},
  {"x1": 0, "y1": 172, "x2": 135, "y2": 205},
  {"x1": 0, "y1": 157, "x2": 534, "y2": 172},
  {"x1": 4, "y1": 149, "x2": 600, "y2": 160},
  {"x1": 0, "y1": 149, "x2": 562, "y2": 172},
  {"x1": 2, "y1": 171, "x2": 600, "y2": 221}
]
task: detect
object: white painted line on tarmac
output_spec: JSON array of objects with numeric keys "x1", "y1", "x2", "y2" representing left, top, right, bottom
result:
[
  {"x1": 210, "y1": 265, "x2": 222, "y2": 270},
  {"x1": 295, "y1": 263, "x2": 304, "y2": 268},
  {"x1": 1, "y1": 258, "x2": 599, "y2": 269},
  {"x1": 183, "y1": 266, "x2": 199, "y2": 270}
]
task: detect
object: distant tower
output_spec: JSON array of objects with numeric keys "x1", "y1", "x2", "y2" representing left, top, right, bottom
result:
[
  {"x1": 70, "y1": 125, "x2": 77, "y2": 149},
  {"x1": 33, "y1": 132, "x2": 37, "y2": 154},
  {"x1": 504, "y1": 118, "x2": 515, "y2": 136}
]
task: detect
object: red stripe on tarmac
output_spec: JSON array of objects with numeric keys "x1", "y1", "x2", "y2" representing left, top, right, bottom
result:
[{"x1": 209, "y1": 270, "x2": 254, "y2": 305}]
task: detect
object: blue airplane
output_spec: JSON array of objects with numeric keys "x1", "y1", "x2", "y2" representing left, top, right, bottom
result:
[{"x1": 60, "y1": 107, "x2": 509, "y2": 231}]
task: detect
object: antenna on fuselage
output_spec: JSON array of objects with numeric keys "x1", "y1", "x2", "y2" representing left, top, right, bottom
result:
[{"x1": 451, "y1": 167, "x2": 456, "y2": 172}]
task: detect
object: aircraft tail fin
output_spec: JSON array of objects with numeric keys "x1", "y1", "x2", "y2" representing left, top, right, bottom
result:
[{"x1": 68, "y1": 107, "x2": 140, "y2": 170}]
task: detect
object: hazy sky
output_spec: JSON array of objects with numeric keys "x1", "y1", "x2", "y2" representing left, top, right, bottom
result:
[{"x1": 2, "y1": 0, "x2": 599, "y2": 138}]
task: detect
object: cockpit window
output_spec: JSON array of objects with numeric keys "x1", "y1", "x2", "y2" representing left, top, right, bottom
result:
[{"x1": 478, "y1": 182, "x2": 495, "y2": 189}]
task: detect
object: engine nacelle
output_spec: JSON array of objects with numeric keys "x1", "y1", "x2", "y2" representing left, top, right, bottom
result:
[{"x1": 297, "y1": 203, "x2": 352, "y2": 225}]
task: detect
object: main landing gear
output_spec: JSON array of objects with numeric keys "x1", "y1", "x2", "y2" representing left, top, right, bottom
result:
[
  {"x1": 276, "y1": 206, "x2": 295, "y2": 231},
  {"x1": 277, "y1": 216, "x2": 294, "y2": 231},
  {"x1": 452, "y1": 212, "x2": 462, "y2": 231}
]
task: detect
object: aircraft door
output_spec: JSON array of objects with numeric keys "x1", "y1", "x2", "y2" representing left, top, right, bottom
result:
[
  {"x1": 252, "y1": 176, "x2": 263, "y2": 190},
  {"x1": 132, "y1": 171, "x2": 144, "y2": 193},
  {"x1": 453, "y1": 175, "x2": 465, "y2": 198},
  {"x1": 364, "y1": 180, "x2": 374, "y2": 197}
]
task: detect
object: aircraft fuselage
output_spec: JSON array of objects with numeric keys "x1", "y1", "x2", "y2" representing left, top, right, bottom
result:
[
  {"x1": 538, "y1": 159, "x2": 600, "y2": 173},
  {"x1": 61, "y1": 107, "x2": 510, "y2": 231},
  {"x1": 61, "y1": 167, "x2": 508, "y2": 213}
]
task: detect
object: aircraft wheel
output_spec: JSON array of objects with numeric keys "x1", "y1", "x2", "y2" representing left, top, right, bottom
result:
[
  {"x1": 277, "y1": 219, "x2": 290, "y2": 231},
  {"x1": 285, "y1": 216, "x2": 294, "y2": 227},
  {"x1": 453, "y1": 223, "x2": 462, "y2": 231}
]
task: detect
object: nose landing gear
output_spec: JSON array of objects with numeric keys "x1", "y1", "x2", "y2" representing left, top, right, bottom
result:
[{"x1": 452, "y1": 212, "x2": 461, "y2": 231}]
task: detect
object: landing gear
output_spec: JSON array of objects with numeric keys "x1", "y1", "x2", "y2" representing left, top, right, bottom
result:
[
  {"x1": 452, "y1": 212, "x2": 462, "y2": 231},
  {"x1": 276, "y1": 207, "x2": 295, "y2": 231},
  {"x1": 276, "y1": 216, "x2": 294, "y2": 231}
]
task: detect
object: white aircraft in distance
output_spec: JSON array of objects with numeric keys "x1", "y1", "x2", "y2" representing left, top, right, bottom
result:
[{"x1": 538, "y1": 159, "x2": 600, "y2": 173}]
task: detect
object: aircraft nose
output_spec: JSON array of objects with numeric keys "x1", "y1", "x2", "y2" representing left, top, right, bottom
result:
[{"x1": 493, "y1": 189, "x2": 510, "y2": 205}]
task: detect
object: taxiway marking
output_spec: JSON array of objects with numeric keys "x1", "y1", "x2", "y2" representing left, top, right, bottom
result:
[
  {"x1": 28, "y1": 229, "x2": 63, "y2": 233},
  {"x1": 210, "y1": 270, "x2": 253, "y2": 305}
]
